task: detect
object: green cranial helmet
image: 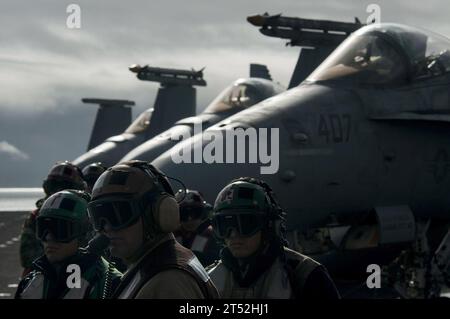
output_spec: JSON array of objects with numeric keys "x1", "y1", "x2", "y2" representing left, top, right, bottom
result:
[
  {"x1": 214, "y1": 180, "x2": 271, "y2": 214},
  {"x1": 37, "y1": 190, "x2": 91, "y2": 242},
  {"x1": 212, "y1": 177, "x2": 287, "y2": 242}
]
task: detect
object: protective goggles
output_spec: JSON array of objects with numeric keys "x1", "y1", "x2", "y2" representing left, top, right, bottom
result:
[
  {"x1": 87, "y1": 196, "x2": 145, "y2": 231},
  {"x1": 36, "y1": 216, "x2": 83, "y2": 243},
  {"x1": 180, "y1": 206, "x2": 204, "y2": 222},
  {"x1": 212, "y1": 211, "x2": 267, "y2": 239}
]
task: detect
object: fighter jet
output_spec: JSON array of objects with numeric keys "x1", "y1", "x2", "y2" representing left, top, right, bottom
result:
[
  {"x1": 152, "y1": 21, "x2": 450, "y2": 298},
  {"x1": 119, "y1": 14, "x2": 362, "y2": 163},
  {"x1": 121, "y1": 64, "x2": 284, "y2": 162},
  {"x1": 73, "y1": 65, "x2": 206, "y2": 168}
]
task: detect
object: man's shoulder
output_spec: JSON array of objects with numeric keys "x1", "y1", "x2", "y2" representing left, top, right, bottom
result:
[
  {"x1": 284, "y1": 247, "x2": 322, "y2": 268},
  {"x1": 21, "y1": 269, "x2": 43, "y2": 281},
  {"x1": 15, "y1": 269, "x2": 45, "y2": 298},
  {"x1": 282, "y1": 247, "x2": 340, "y2": 299},
  {"x1": 136, "y1": 268, "x2": 205, "y2": 299}
]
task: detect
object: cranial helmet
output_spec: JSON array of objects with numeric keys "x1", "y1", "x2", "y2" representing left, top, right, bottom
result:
[
  {"x1": 88, "y1": 160, "x2": 180, "y2": 235},
  {"x1": 37, "y1": 189, "x2": 91, "y2": 243},
  {"x1": 82, "y1": 162, "x2": 107, "y2": 189},
  {"x1": 212, "y1": 177, "x2": 286, "y2": 243},
  {"x1": 43, "y1": 161, "x2": 86, "y2": 196},
  {"x1": 175, "y1": 189, "x2": 212, "y2": 222}
]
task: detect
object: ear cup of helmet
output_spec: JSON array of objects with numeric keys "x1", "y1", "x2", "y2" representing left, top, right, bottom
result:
[
  {"x1": 125, "y1": 160, "x2": 180, "y2": 232},
  {"x1": 151, "y1": 194, "x2": 180, "y2": 233}
]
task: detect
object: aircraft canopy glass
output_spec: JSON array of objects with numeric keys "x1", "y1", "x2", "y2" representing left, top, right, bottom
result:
[
  {"x1": 125, "y1": 109, "x2": 152, "y2": 134},
  {"x1": 204, "y1": 83, "x2": 263, "y2": 113},
  {"x1": 308, "y1": 23, "x2": 450, "y2": 85}
]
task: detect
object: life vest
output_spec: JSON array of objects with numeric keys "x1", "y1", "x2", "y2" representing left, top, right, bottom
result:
[
  {"x1": 113, "y1": 237, "x2": 219, "y2": 299},
  {"x1": 208, "y1": 246, "x2": 322, "y2": 299},
  {"x1": 18, "y1": 273, "x2": 92, "y2": 299},
  {"x1": 16, "y1": 252, "x2": 122, "y2": 299}
]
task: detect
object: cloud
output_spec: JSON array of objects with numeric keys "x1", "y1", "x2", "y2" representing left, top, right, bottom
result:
[
  {"x1": 0, "y1": 0, "x2": 447, "y2": 115},
  {"x1": 0, "y1": 141, "x2": 30, "y2": 161},
  {"x1": 1, "y1": 0, "x2": 450, "y2": 186}
]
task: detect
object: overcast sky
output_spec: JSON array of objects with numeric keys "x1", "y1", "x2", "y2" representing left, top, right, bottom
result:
[{"x1": 0, "y1": 0, "x2": 449, "y2": 186}]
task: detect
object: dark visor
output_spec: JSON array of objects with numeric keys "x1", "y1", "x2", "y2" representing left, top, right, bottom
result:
[
  {"x1": 36, "y1": 217, "x2": 81, "y2": 243},
  {"x1": 88, "y1": 198, "x2": 142, "y2": 231},
  {"x1": 212, "y1": 212, "x2": 266, "y2": 239}
]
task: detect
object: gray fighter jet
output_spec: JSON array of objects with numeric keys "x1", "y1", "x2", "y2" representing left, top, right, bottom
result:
[
  {"x1": 119, "y1": 14, "x2": 361, "y2": 163},
  {"x1": 121, "y1": 65, "x2": 284, "y2": 162},
  {"x1": 152, "y1": 21, "x2": 450, "y2": 298},
  {"x1": 73, "y1": 65, "x2": 206, "y2": 168}
]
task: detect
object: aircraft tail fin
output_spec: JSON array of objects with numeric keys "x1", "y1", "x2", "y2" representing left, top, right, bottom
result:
[
  {"x1": 146, "y1": 86, "x2": 197, "y2": 138},
  {"x1": 83, "y1": 98, "x2": 135, "y2": 151},
  {"x1": 250, "y1": 63, "x2": 272, "y2": 80},
  {"x1": 288, "y1": 46, "x2": 335, "y2": 88}
]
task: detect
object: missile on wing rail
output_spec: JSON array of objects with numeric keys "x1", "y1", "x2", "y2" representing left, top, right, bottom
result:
[
  {"x1": 247, "y1": 13, "x2": 365, "y2": 87},
  {"x1": 129, "y1": 64, "x2": 207, "y2": 87},
  {"x1": 247, "y1": 13, "x2": 364, "y2": 47}
]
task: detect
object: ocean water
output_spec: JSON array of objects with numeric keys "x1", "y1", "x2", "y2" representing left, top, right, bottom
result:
[{"x1": 0, "y1": 188, "x2": 44, "y2": 212}]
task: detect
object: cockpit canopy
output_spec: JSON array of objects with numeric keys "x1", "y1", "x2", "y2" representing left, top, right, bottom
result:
[
  {"x1": 125, "y1": 108, "x2": 152, "y2": 134},
  {"x1": 307, "y1": 23, "x2": 450, "y2": 86},
  {"x1": 203, "y1": 79, "x2": 282, "y2": 113}
]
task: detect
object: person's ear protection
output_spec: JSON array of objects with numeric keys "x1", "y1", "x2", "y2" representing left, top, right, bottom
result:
[{"x1": 128, "y1": 161, "x2": 180, "y2": 233}]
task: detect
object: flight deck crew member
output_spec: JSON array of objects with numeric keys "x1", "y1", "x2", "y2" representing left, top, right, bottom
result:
[
  {"x1": 207, "y1": 177, "x2": 340, "y2": 299},
  {"x1": 87, "y1": 160, "x2": 219, "y2": 299},
  {"x1": 82, "y1": 162, "x2": 127, "y2": 273},
  {"x1": 19, "y1": 161, "x2": 87, "y2": 276},
  {"x1": 82, "y1": 162, "x2": 107, "y2": 193},
  {"x1": 174, "y1": 189, "x2": 220, "y2": 267},
  {"x1": 15, "y1": 190, "x2": 122, "y2": 299}
]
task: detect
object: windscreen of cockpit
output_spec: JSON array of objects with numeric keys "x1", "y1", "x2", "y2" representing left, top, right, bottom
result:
[
  {"x1": 125, "y1": 109, "x2": 152, "y2": 134},
  {"x1": 308, "y1": 29, "x2": 407, "y2": 85},
  {"x1": 203, "y1": 83, "x2": 263, "y2": 113},
  {"x1": 394, "y1": 25, "x2": 450, "y2": 79},
  {"x1": 308, "y1": 24, "x2": 450, "y2": 85}
]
